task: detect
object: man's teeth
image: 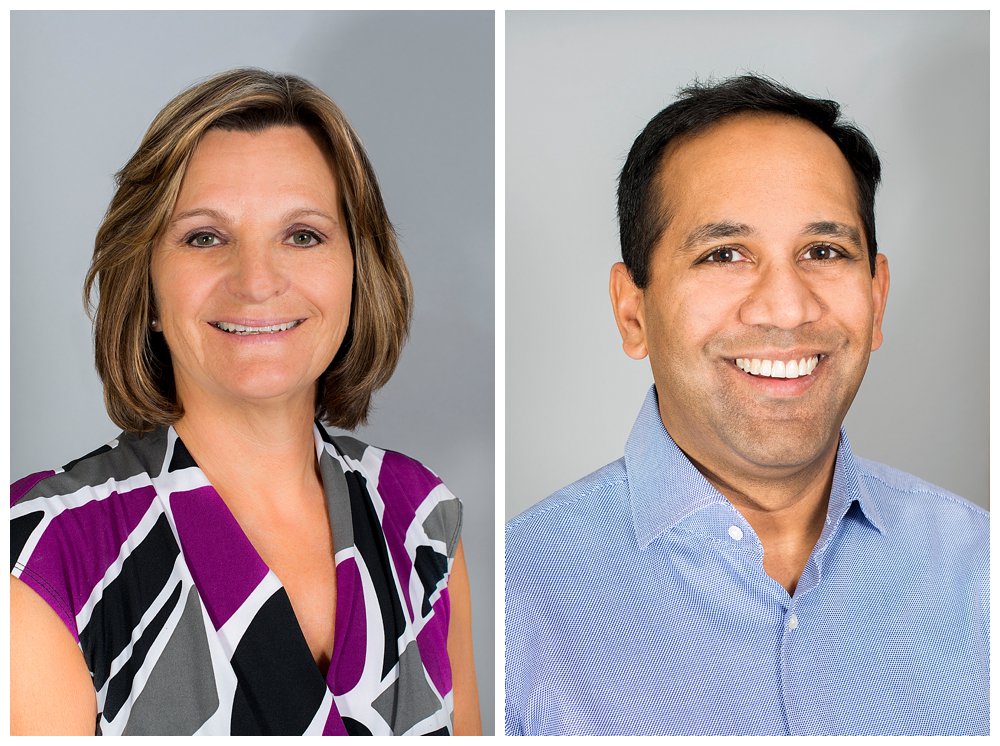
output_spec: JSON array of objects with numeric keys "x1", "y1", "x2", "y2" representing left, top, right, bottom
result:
[
  {"x1": 735, "y1": 355, "x2": 819, "y2": 379},
  {"x1": 213, "y1": 320, "x2": 301, "y2": 335}
]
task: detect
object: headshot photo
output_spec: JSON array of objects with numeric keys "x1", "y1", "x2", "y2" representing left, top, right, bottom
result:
[
  {"x1": 10, "y1": 11, "x2": 493, "y2": 736},
  {"x1": 505, "y1": 10, "x2": 987, "y2": 736}
]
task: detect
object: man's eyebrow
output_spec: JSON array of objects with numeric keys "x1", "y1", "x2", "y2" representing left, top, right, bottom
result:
[
  {"x1": 802, "y1": 221, "x2": 863, "y2": 249},
  {"x1": 679, "y1": 221, "x2": 754, "y2": 253}
]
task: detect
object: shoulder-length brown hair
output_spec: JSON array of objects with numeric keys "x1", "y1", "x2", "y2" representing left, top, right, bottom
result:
[{"x1": 84, "y1": 68, "x2": 412, "y2": 433}]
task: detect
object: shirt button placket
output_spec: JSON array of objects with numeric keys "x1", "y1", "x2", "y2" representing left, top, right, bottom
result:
[{"x1": 781, "y1": 605, "x2": 802, "y2": 735}]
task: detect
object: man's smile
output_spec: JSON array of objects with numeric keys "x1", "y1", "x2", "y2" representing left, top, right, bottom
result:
[{"x1": 734, "y1": 354, "x2": 822, "y2": 379}]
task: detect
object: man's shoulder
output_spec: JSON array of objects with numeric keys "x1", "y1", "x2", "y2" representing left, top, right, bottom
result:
[
  {"x1": 506, "y1": 458, "x2": 632, "y2": 565},
  {"x1": 505, "y1": 458, "x2": 636, "y2": 733},
  {"x1": 507, "y1": 458, "x2": 628, "y2": 534},
  {"x1": 853, "y1": 456, "x2": 988, "y2": 536}
]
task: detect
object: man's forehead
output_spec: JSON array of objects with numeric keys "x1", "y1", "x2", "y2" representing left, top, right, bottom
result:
[
  {"x1": 659, "y1": 111, "x2": 830, "y2": 161},
  {"x1": 650, "y1": 114, "x2": 863, "y2": 243},
  {"x1": 660, "y1": 113, "x2": 850, "y2": 177}
]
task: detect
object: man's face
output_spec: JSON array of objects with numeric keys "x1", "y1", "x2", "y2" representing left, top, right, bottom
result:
[{"x1": 612, "y1": 113, "x2": 889, "y2": 481}]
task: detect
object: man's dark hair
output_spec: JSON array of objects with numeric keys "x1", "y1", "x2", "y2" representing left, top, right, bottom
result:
[{"x1": 617, "y1": 74, "x2": 881, "y2": 287}]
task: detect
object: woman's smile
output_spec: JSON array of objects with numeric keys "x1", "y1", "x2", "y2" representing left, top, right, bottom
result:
[{"x1": 210, "y1": 319, "x2": 305, "y2": 336}]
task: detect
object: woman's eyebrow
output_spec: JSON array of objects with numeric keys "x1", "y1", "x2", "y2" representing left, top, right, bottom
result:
[
  {"x1": 281, "y1": 208, "x2": 339, "y2": 224},
  {"x1": 168, "y1": 207, "x2": 338, "y2": 225},
  {"x1": 169, "y1": 207, "x2": 234, "y2": 225}
]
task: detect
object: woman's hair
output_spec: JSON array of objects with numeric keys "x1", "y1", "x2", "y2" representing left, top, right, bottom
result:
[{"x1": 84, "y1": 68, "x2": 412, "y2": 433}]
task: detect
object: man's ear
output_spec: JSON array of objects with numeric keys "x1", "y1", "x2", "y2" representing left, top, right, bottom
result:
[
  {"x1": 870, "y1": 253, "x2": 890, "y2": 352},
  {"x1": 609, "y1": 262, "x2": 648, "y2": 360}
]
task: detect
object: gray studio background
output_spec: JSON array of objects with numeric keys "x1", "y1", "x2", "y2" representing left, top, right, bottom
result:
[
  {"x1": 506, "y1": 11, "x2": 988, "y2": 519},
  {"x1": 10, "y1": 11, "x2": 495, "y2": 733}
]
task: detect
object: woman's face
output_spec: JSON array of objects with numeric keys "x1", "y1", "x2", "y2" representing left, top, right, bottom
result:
[{"x1": 151, "y1": 125, "x2": 354, "y2": 415}]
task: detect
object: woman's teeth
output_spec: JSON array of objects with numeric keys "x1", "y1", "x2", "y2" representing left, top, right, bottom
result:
[
  {"x1": 735, "y1": 355, "x2": 819, "y2": 379},
  {"x1": 213, "y1": 320, "x2": 301, "y2": 335}
]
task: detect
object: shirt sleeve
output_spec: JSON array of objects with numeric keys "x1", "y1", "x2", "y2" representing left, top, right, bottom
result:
[{"x1": 11, "y1": 473, "x2": 84, "y2": 643}]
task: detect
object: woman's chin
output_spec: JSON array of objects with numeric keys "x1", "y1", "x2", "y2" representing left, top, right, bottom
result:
[{"x1": 202, "y1": 370, "x2": 318, "y2": 410}]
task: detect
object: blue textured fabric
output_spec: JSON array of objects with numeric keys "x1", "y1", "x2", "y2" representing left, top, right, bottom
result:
[{"x1": 505, "y1": 386, "x2": 989, "y2": 736}]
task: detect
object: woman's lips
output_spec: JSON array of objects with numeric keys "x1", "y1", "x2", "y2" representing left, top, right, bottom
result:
[{"x1": 210, "y1": 319, "x2": 304, "y2": 336}]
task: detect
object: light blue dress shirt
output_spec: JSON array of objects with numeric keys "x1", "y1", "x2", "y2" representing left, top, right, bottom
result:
[{"x1": 505, "y1": 386, "x2": 988, "y2": 736}]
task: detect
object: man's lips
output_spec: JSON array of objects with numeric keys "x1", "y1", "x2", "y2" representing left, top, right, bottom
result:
[{"x1": 733, "y1": 354, "x2": 824, "y2": 380}]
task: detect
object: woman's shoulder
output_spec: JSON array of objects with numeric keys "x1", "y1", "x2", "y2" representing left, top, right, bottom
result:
[
  {"x1": 10, "y1": 428, "x2": 172, "y2": 641},
  {"x1": 10, "y1": 428, "x2": 174, "y2": 589},
  {"x1": 11, "y1": 428, "x2": 171, "y2": 510},
  {"x1": 317, "y1": 427, "x2": 448, "y2": 495},
  {"x1": 317, "y1": 428, "x2": 463, "y2": 556}
]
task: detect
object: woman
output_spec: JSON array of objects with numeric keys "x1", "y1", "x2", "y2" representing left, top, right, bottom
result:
[{"x1": 10, "y1": 69, "x2": 481, "y2": 736}]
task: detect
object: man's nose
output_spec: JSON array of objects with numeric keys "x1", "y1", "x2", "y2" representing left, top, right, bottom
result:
[
  {"x1": 738, "y1": 261, "x2": 822, "y2": 329},
  {"x1": 224, "y1": 241, "x2": 289, "y2": 302}
]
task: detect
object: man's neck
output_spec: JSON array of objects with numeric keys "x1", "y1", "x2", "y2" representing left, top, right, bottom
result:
[{"x1": 679, "y1": 438, "x2": 838, "y2": 596}]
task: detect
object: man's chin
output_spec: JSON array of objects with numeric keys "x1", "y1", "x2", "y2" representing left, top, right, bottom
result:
[
  {"x1": 659, "y1": 385, "x2": 850, "y2": 477},
  {"x1": 721, "y1": 420, "x2": 843, "y2": 474}
]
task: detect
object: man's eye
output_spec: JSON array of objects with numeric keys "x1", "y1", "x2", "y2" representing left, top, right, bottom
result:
[
  {"x1": 288, "y1": 230, "x2": 321, "y2": 247},
  {"x1": 802, "y1": 243, "x2": 843, "y2": 261},
  {"x1": 186, "y1": 232, "x2": 222, "y2": 248},
  {"x1": 702, "y1": 247, "x2": 746, "y2": 263}
]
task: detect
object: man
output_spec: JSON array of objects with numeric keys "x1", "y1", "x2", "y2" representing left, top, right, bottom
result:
[{"x1": 504, "y1": 76, "x2": 988, "y2": 736}]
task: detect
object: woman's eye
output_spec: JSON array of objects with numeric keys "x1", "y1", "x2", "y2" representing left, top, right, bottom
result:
[
  {"x1": 186, "y1": 232, "x2": 221, "y2": 248},
  {"x1": 288, "y1": 230, "x2": 321, "y2": 247},
  {"x1": 702, "y1": 247, "x2": 746, "y2": 263},
  {"x1": 803, "y1": 243, "x2": 843, "y2": 261}
]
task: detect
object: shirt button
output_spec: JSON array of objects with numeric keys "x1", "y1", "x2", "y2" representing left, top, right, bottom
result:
[
  {"x1": 788, "y1": 614, "x2": 799, "y2": 630},
  {"x1": 728, "y1": 525, "x2": 743, "y2": 541}
]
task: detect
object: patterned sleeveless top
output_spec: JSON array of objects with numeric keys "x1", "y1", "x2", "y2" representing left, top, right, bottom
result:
[{"x1": 10, "y1": 425, "x2": 462, "y2": 735}]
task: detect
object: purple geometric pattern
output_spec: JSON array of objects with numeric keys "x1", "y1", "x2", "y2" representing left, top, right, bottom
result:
[
  {"x1": 375, "y1": 451, "x2": 442, "y2": 621},
  {"x1": 10, "y1": 426, "x2": 461, "y2": 735},
  {"x1": 168, "y1": 485, "x2": 268, "y2": 630},
  {"x1": 10, "y1": 470, "x2": 55, "y2": 506},
  {"x1": 330, "y1": 556, "x2": 366, "y2": 696},
  {"x1": 18, "y1": 485, "x2": 158, "y2": 642},
  {"x1": 322, "y1": 701, "x2": 349, "y2": 736},
  {"x1": 417, "y1": 593, "x2": 453, "y2": 697}
]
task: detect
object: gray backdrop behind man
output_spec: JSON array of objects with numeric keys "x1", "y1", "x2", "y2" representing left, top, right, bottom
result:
[
  {"x1": 10, "y1": 11, "x2": 494, "y2": 733},
  {"x1": 506, "y1": 10, "x2": 987, "y2": 519}
]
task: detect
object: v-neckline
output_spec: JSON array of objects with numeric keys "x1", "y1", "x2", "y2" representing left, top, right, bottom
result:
[{"x1": 165, "y1": 425, "x2": 349, "y2": 689}]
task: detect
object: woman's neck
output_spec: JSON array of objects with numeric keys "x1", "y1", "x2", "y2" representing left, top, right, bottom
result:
[{"x1": 172, "y1": 389, "x2": 322, "y2": 519}]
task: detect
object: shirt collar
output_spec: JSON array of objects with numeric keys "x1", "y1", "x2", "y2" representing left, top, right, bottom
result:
[{"x1": 625, "y1": 385, "x2": 885, "y2": 549}]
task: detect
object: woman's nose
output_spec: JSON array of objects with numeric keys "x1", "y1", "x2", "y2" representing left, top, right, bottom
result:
[{"x1": 224, "y1": 241, "x2": 289, "y2": 302}]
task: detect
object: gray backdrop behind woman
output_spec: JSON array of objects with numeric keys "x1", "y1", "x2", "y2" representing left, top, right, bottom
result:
[
  {"x1": 10, "y1": 10, "x2": 495, "y2": 733},
  {"x1": 506, "y1": 10, "x2": 988, "y2": 519}
]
